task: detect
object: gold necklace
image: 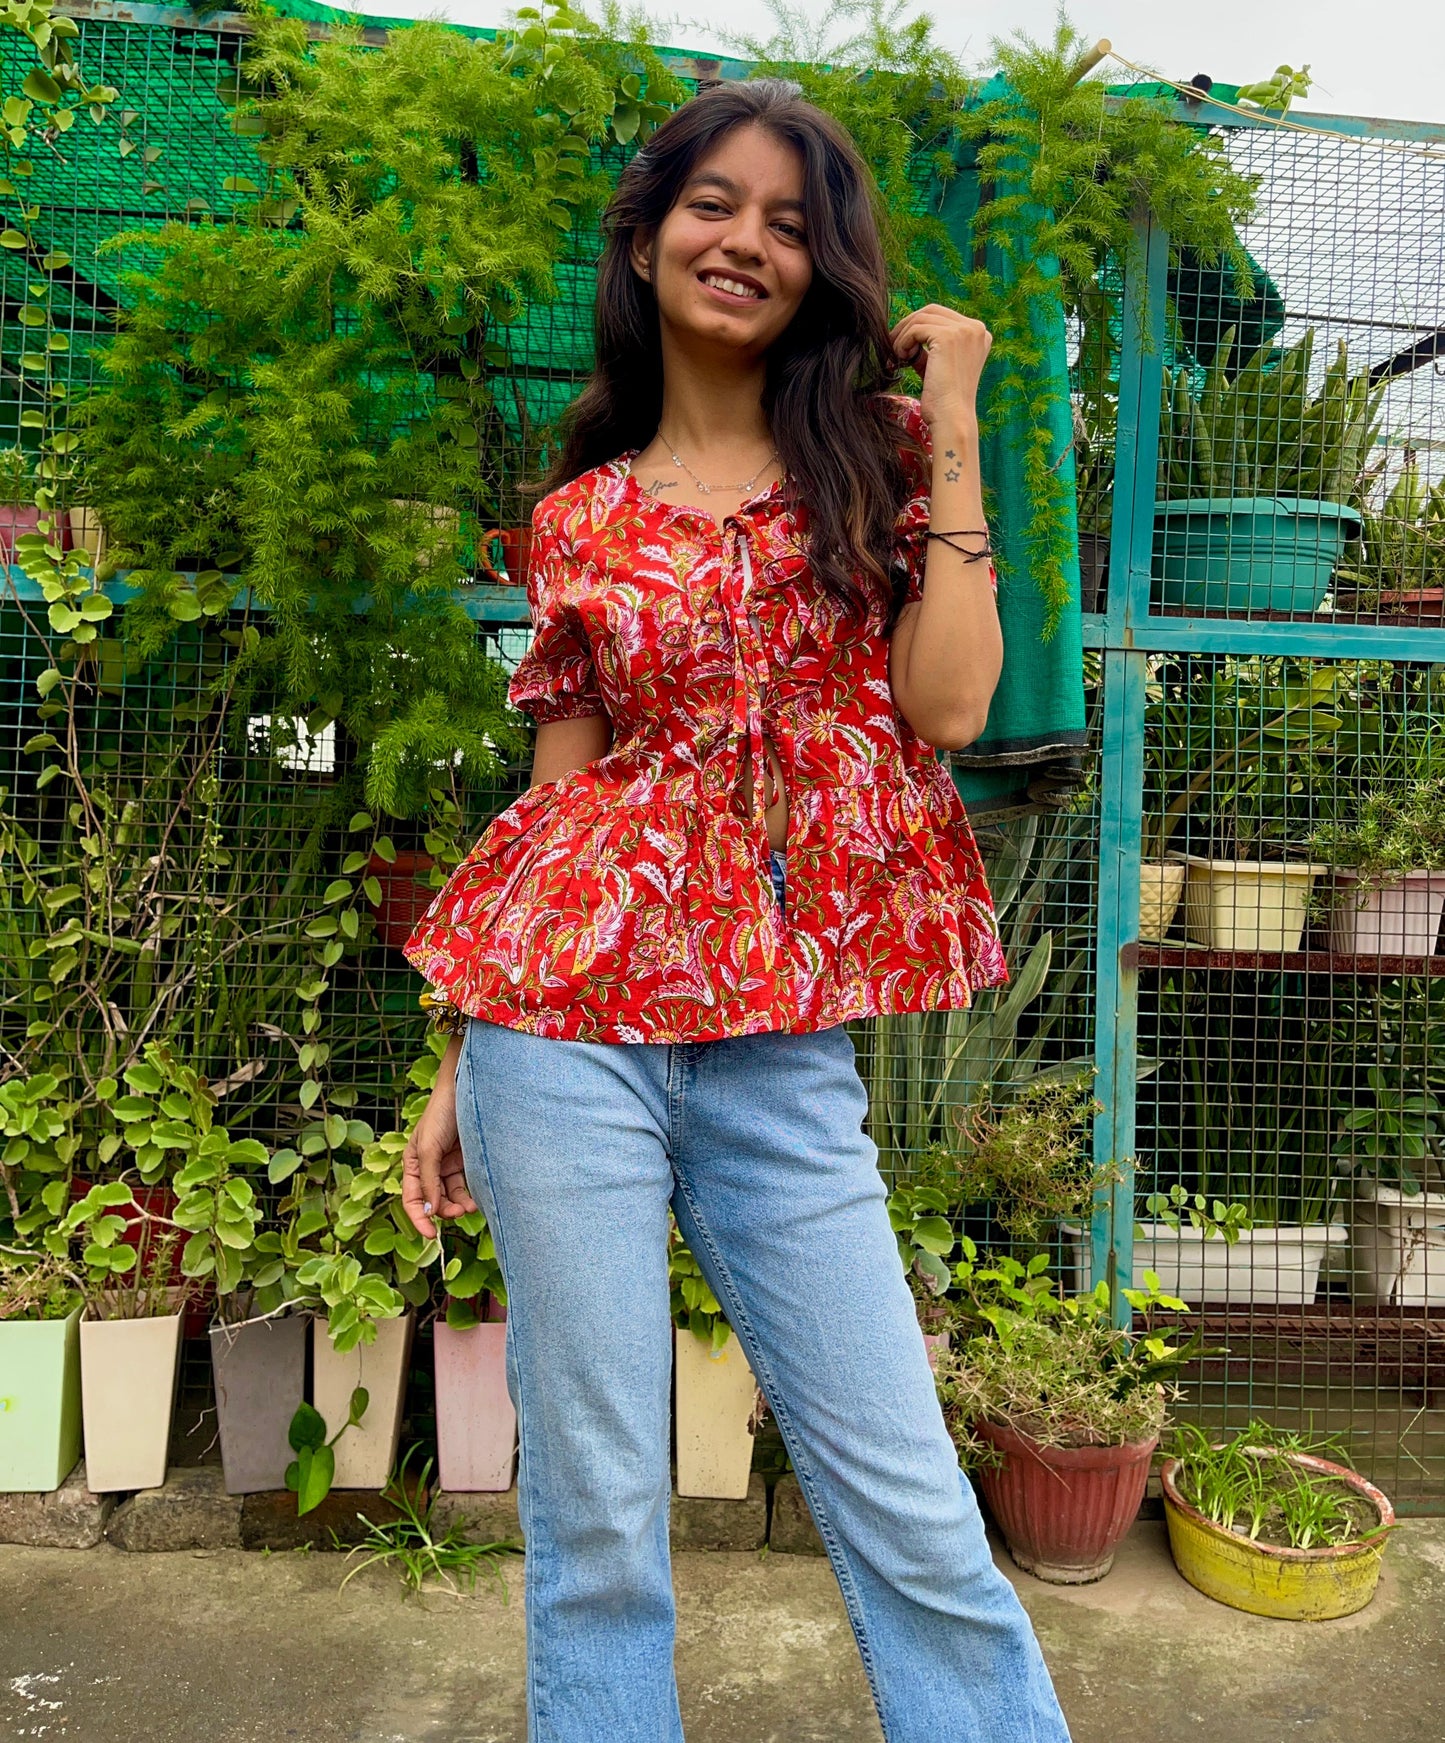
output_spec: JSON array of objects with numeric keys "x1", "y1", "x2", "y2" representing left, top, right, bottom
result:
[{"x1": 659, "y1": 432, "x2": 779, "y2": 496}]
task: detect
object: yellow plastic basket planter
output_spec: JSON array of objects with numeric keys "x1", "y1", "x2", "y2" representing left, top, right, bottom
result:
[{"x1": 1160, "y1": 1448, "x2": 1394, "y2": 1620}]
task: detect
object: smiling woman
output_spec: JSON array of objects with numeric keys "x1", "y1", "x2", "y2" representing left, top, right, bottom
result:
[{"x1": 398, "y1": 75, "x2": 1062, "y2": 1743}]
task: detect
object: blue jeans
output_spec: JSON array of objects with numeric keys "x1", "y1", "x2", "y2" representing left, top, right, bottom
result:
[{"x1": 454, "y1": 994, "x2": 1070, "y2": 1742}]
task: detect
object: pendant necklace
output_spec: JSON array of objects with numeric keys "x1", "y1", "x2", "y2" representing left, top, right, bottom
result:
[{"x1": 660, "y1": 433, "x2": 779, "y2": 496}]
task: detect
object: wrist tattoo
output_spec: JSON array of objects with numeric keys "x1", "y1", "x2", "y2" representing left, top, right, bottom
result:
[
  {"x1": 944, "y1": 466, "x2": 961, "y2": 482},
  {"x1": 944, "y1": 448, "x2": 957, "y2": 459}
]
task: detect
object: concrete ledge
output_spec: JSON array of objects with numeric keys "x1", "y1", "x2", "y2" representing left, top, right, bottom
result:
[
  {"x1": 671, "y1": 1473, "x2": 768, "y2": 1551},
  {"x1": 768, "y1": 1474, "x2": 825, "y2": 1555},
  {"x1": 239, "y1": 1487, "x2": 406, "y2": 1550},
  {"x1": 432, "y1": 1487, "x2": 524, "y2": 1547},
  {"x1": 108, "y1": 1467, "x2": 243, "y2": 1552},
  {"x1": 0, "y1": 1463, "x2": 114, "y2": 1548}
]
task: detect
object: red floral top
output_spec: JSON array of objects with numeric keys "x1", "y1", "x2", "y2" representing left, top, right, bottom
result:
[{"x1": 403, "y1": 394, "x2": 1007, "y2": 1043}]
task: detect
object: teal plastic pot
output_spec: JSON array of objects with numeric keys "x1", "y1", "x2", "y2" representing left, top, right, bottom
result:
[
  {"x1": 1152, "y1": 498, "x2": 1361, "y2": 614},
  {"x1": 0, "y1": 1306, "x2": 83, "y2": 1493}
]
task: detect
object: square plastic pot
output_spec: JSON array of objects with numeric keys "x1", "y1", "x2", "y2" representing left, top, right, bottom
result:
[
  {"x1": 434, "y1": 1319, "x2": 517, "y2": 1493},
  {"x1": 674, "y1": 1328, "x2": 757, "y2": 1501},
  {"x1": 1350, "y1": 1184, "x2": 1445, "y2": 1306},
  {"x1": 209, "y1": 1313, "x2": 309, "y2": 1495},
  {"x1": 1063, "y1": 1221, "x2": 1347, "y2": 1307},
  {"x1": 1180, "y1": 857, "x2": 1325, "y2": 953},
  {"x1": 312, "y1": 1312, "x2": 415, "y2": 1491},
  {"x1": 1327, "y1": 870, "x2": 1445, "y2": 958},
  {"x1": 0, "y1": 1305, "x2": 82, "y2": 1493},
  {"x1": 79, "y1": 1312, "x2": 183, "y2": 1493}
]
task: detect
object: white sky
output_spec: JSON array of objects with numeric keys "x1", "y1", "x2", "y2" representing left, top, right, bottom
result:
[{"x1": 345, "y1": 0, "x2": 1445, "y2": 129}]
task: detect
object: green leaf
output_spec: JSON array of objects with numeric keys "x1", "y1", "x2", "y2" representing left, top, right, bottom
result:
[
  {"x1": 22, "y1": 70, "x2": 63, "y2": 105},
  {"x1": 0, "y1": 230, "x2": 29, "y2": 249},
  {"x1": 287, "y1": 1399, "x2": 327, "y2": 1453},
  {"x1": 346, "y1": 1386, "x2": 369, "y2": 1428},
  {"x1": 295, "y1": 1442, "x2": 335, "y2": 1515}
]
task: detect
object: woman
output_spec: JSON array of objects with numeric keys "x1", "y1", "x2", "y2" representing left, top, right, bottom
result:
[{"x1": 401, "y1": 78, "x2": 1071, "y2": 1743}]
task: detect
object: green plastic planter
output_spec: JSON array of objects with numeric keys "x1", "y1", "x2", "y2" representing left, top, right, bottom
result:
[
  {"x1": 0, "y1": 1306, "x2": 83, "y2": 1493},
  {"x1": 1152, "y1": 498, "x2": 1361, "y2": 614}
]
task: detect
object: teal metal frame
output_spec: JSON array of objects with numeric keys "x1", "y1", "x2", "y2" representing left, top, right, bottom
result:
[{"x1": 1084, "y1": 110, "x2": 1445, "y2": 1325}]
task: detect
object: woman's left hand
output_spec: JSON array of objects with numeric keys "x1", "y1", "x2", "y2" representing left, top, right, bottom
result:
[{"x1": 888, "y1": 303, "x2": 992, "y2": 431}]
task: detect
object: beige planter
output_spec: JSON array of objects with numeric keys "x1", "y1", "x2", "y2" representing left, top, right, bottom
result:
[
  {"x1": 312, "y1": 1312, "x2": 414, "y2": 1490},
  {"x1": 67, "y1": 507, "x2": 106, "y2": 564},
  {"x1": 1180, "y1": 856, "x2": 1326, "y2": 952},
  {"x1": 1140, "y1": 860, "x2": 1186, "y2": 942},
  {"x1": 674, "y1": 1328, "x2": 757, "y2": 1500},
  {"x1": 79, "y1": 1312, "x2": 183, "y2": 1493}
]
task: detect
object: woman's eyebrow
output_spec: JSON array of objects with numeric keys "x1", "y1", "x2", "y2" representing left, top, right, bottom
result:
[{"x1": 683, "y1": 171, "x2": 806, "y2": 216}]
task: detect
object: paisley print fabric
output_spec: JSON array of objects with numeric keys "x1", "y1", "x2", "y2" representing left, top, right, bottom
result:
[{"x1": 403, "y1": 393, "x2": 1008, "y2": 1043}]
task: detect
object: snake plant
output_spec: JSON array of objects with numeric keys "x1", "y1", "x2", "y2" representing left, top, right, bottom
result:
[{"x1": 1158, "y1": 327, "x2": 1382, "y2": 504}]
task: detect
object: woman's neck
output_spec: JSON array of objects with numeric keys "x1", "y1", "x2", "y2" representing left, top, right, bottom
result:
[{"x1": 653, "y1": 330, "x2": 773, "y2": 461}]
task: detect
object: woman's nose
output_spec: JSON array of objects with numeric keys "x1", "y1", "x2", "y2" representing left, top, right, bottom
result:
[{"x1": 720, "y1": 207, "x2": 768, "y2": 260}]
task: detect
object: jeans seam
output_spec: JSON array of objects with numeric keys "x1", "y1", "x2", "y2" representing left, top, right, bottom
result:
[
  {"x1": 461, "y1": 1023, "x2": 551, "y2": 1739},
  {"x1": 668, "y1": 1162, "x2": 892, "y2": 1735}
]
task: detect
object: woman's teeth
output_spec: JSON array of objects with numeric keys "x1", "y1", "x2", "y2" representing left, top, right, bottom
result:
[{"x1": 702, "y1": 275, "x2": 762, "y2": 300}]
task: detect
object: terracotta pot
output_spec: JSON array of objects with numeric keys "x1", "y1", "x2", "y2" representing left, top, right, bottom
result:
[
  {"x1": 79, "y1": 1311, "x2": 183, "y2": 1493},
  {"x1": 974, "y1": 1417, "x2": 1157, "y2": 1584},
  {"x1": 434, "y1": 1319, "x2": 517, "y2": 1492},
  {"x1": 312, "y1": 1312, "x2": 415, "y2": 1490},
  {"x1": 921, "y1": 1329, "x2": 951, "y2": 1374},
  {"x1": 674, "y1": 1328, "x2": 757, "y2": 1500},
  {"x1": 209, "y1": 1313, "x2": 309, "y2": 1494},
  {"x1": 368, "y1": 851, "x2": 437, "y2": 952},
  {"x1": 475, "y1": 525, "x2": 533, "y2": 588}
]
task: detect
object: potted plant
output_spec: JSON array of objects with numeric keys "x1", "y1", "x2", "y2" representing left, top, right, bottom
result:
[
  {"x1": 1334, "y1": 1067, "x2": 1445, "y2": 1307},
  {"x1": 936, "y1": 1255, "x2": 1202, "y2": 1583},
  {"x1": 669, "y1": 1223, "x2": 760, "y2": 1501},
  {"x1": 1154, "y1": 327, "x2": 1380, "y2": 614},
  {"x1": 432, "y1": 1204, "x2": 515, "y2": 1494},
  {"x1": 1309, "y1": 775, "x2": 1445, "y2": 959},
  {"x1": 59, "y1": 1186, "x2": 192, "y2": 1494},
  {"x1": 1332, "y1": 458, "x2": 1445, "y2": 623},
  {"x1": 1143, "y1": 663, "x2": 1346, "y2": 948},
  {"x1": 1161, "y1": 1420, "x2": 1395, "y2": 1619},
  {"x1": 0, "y1": 1250, "x2": 84, "y2": 1493}
]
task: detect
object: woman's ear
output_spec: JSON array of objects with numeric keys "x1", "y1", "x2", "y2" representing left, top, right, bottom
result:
[{"x1": 629, "y1": 227, "x2": 655, "y2": 286}]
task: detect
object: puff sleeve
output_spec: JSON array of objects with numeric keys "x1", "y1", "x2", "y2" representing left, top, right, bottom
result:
[{"x1": 506, "y1": 498, "x2": 607, "y2": 725}]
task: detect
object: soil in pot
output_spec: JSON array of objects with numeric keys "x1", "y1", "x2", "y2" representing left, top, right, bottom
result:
[
  {"x1": 0, "y1": 1306, "x2": 83, "y2": 1493},
  {"x1": 974, "y1": 1418, "x2": 1157, "y2": 1584},
  {"x1": 209, "y1": 1313, "x2": 309, "y2": 1494}
]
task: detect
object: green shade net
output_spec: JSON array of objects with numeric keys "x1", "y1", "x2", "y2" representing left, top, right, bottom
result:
[{"x1": 927, "y1": 75, "x2": 1088, "y2": 819}]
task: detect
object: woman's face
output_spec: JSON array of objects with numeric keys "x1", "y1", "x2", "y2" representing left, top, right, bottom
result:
[{"x1": 631, "y1": 123, "x2": 814, "y2": 360}]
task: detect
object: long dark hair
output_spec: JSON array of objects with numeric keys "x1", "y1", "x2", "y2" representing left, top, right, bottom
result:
[{"x1": 537, "y1": 78, "x2": 925, "y2": 631}]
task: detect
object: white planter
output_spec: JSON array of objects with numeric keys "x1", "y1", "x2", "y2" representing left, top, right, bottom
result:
[
  {"x1": 1140, "y1": 860, "x2": 1186, "y2": 942},
  {"x1": 1328, "y1": 871, "x2": 1445, "y2": 958},
  {"x1": 1063, "y1": 1221, "x2": 1346, "y2": 1306},
  {"x1": 79, "y1": 1312, "x2": 183, "y2": 1493},
  {"x1": 674, "y1": 1328, "x2": 757, "y2": 1500},
  {"x1": 1180, "y1": 857, "x2": 1326, "y2": 953},
  {"x1": 312, "y1": 1312, "x2": 414, "y2": 1491},
  {"x1": 1350, "y1": 1184, "x2": 1445, "y2": 1306}
]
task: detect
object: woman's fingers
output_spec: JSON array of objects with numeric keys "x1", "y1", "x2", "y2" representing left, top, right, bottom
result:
[{"x1": 401, "y1": 1134, "x2": 440, "y2": 1240}]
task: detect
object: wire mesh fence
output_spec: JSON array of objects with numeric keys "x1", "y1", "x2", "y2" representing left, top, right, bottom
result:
[{"x1": 4, "y1": 11, "x2": 1445, "y2": 1503}]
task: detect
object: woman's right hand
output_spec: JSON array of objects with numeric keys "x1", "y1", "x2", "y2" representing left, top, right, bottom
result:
[{"x1": 402, "y1": 1034, "x2": 478, "y2": 1240}]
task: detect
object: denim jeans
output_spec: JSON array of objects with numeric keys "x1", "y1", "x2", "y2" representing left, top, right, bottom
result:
[{"x1": 454, "y1": 904, "x2": 1070, "y2": 1742}]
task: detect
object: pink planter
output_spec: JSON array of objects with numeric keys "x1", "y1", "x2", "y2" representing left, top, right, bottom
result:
[
  {"x1": 975, "y1": 1418, "x2": 1157, "y2": 1584},
  {"x1": 922, "y1": 1329, "x2": 951, "y2": 1373},
  {"x1": 1328, "y1": 870, "x2": 1445, "y2": 958},
  {"x1": 434, "y1": 1319, "x2": 517, "y2": 1492}
]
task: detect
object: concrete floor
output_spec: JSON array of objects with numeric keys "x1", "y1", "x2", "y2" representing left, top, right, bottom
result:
[{"x1": 2, "y1": 1519, "x2": 1443, "y2": 1742}]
